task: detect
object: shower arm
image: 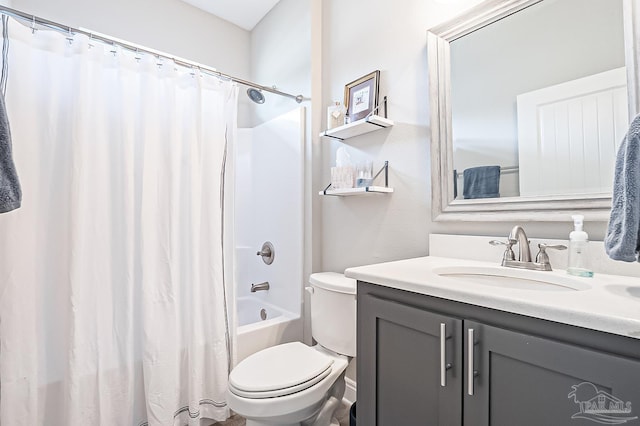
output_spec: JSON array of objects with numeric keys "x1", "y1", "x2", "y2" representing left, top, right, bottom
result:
[{"x1": 241, "y1": 81, "x2": 308, "y2": 104}]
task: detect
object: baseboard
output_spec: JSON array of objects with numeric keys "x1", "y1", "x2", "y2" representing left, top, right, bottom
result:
[{"x1": 343, "y1": 377, "x2": 357, "y2": 405}]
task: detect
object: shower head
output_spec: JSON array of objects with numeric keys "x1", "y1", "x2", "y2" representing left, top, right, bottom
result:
[{"x1": 247, "y1": 88, "x2": 265, "y2": 104}]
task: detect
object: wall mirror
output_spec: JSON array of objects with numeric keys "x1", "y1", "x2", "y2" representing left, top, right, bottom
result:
[{"x1": 428, "y1": 0, "x2": 640, "y2": 221}]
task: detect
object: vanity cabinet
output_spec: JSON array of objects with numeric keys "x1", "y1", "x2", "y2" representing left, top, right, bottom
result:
[
  {"x1": 359, "y1": 294, "x2": 463, "y2": 425},
  {"x1": 358, "y1": 282, "x2": 640, "y2": 426},
  {"x1": 464, "y1": 321, "x2": 640, "y2": 426}
]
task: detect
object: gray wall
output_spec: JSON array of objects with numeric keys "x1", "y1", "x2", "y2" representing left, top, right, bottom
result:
[
  {"x1": 451, "y1": 0, "x2": 625, "y2": 198},
  {"x1": 318, "y1": 0, "x2": 620, "y2": 384},
  {"x1": 5, "y1": 0, "x2": 621, "y2": 389},
  {"x1": 249, "y1": 0, "x2": 311, "y2": 127},
  {"x1": 9, "y1": 0, "x2": 250, "y2": 78},
  {"x1": 9, "y1": 0, "x2": 254, "y2": 125},
  {"x1": 9, "y1": 0, "x2": 605, "y2": 290},
  {"x1": 248, "y1": 0, "x2": 313, "y2": 345},
  {"x1": 319, "y1": 0, "x2": 609, "y2": 278}
]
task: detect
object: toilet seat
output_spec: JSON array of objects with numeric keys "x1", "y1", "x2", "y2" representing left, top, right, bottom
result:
[
  {"x1": 229, "y1": 342, "x2": 334, "y2": 399},
  {"x1": 226, "y1": 344, "x2": 350, "y2": 424}
]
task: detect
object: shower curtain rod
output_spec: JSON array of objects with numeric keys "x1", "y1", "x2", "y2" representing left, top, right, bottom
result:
[{"x1": 0, "y1": 5, "x2": 309, "y2": 104}]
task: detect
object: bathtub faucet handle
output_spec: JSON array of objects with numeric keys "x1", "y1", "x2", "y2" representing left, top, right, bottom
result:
[
  {"x1": 256, "y1": 247, "x2": 271, "y2": 256},
  {"x1": 251, "y1": 281, "x2": 270, "y2": 292},
  {"x1": 256, "y1": 241, "x2": 275, "y2": 265}
]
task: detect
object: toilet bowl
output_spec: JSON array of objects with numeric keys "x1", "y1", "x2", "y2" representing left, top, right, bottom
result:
[{"x1": 227, "y1": 272, "x2": 356, "y2": 426}]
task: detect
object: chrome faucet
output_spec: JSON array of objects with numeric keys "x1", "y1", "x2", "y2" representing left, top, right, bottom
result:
[
  {"x1": 490, "y1": 225, "x2": 567, "y2": 271},
  {"x1": 509, "y1": 225, "x2": 532, "y2": 263},
  {"x1": 251, "y1": 281, "x2": 270, "y2": 292}
]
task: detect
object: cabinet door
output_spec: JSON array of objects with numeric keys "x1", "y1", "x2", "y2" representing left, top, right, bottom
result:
[
  {"x1": 465, "y1": 321, "x2": 640, "y2": 426},
  {"x1": 358, "y1": 293, "x2": 463, "y2": 426}
]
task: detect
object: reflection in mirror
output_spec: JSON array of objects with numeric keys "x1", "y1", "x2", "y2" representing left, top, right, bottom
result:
[
  {"x1": 428, "y1": 0, "x2": 640, "y2": 221},
  {"x1": 450, "y1": 0, "x2": 626, "y2": 200}
]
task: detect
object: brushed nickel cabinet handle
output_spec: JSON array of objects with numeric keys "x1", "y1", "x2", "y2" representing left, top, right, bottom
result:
[
  {"x1": 440, "y1": 323, "x2": 446, "y2": 387},
  {"x1": 468, "y1": 328, "x2": 475, "y2": 396}
]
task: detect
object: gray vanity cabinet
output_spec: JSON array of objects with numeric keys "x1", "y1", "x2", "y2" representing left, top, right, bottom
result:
[
  {"x1": 358, "y1": 282, "x2": 640, "y2": 426},
  {"x1": 358, "y1": 292, "x2": 463, "y2": 425},
  {"x1": 464, "y1": 321, "x2": 640, "y2": 426}
]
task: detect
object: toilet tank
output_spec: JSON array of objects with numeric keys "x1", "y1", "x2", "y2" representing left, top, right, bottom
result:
[{"x1": 308, "y1": 272, "x2": 356, "y2": 357}]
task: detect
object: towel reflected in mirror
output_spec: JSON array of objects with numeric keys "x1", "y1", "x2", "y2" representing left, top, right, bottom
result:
[{"x1": 462, "y1": 165, "x2": 500, "y2": 199}]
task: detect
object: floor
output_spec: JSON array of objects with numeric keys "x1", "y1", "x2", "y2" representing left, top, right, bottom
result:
[
  {"x1": 213, "y1": 402, "x2": 352, "y2": 426},
  {"x1": 334, "y1": 402, "x2": 352, "y2": 426},
  {"x1": 213, "y1": 415, "x2": 246, "y2": 426}
]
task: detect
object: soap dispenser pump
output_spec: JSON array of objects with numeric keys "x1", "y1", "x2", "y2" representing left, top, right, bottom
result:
[{"x1": 567, "y1": 215, "x2": 593, "y2": 277}]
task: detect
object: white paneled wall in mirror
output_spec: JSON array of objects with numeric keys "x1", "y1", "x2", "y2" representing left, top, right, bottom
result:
[{"x1": 517, "y1": 67, "x2": 628, "y2": 197}]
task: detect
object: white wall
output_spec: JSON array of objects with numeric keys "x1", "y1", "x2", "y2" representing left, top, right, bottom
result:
[
  {"x1": 234, "y1": 109, "x2": 305, "y2": 316},
  {"x1": 7, "y1": 0, "x2": 622, "y2": 386},
  {"x1": 11, "y1": 0, "x2": 312, "y2": 323},
  {"x1": 249, "y1": 0, "x2": 311, "y2": 127},
  {"x1": 451, "y1": 0, "x2": 625, "y2": 198},
  {"x1": 321, "y1": 0, "x2": 476, "y2": 274},
  {"x1": 319, "y1": 0, "x2": 621, "y2": 386},
  {"x1": 10, "y1": 0, "x2": 253, "y2": 126},
  {"x1": 319, "y1": 0, "x2": 611, "y2": 276},
  {"x1": 248, "y1": 0, "x2": 313, "y2": 344},
  {"x1": 10, "y1": 0, "x2": 250, "y2": 76}
]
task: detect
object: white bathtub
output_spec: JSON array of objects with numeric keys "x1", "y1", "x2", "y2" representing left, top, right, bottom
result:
[{"x1": 236, "y1": 296, "x2": 302, "y2": 363}]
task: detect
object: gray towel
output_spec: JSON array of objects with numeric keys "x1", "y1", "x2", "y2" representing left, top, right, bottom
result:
[
  {"x1": 463, "y1": 166, "x2": 500, "y2": 199},
  {"x1": 0, "y1": 92, "x2": 20, "y2": 213},
  {"x1": 605, "y1": 114, "x2": 640, "y2": 262}
]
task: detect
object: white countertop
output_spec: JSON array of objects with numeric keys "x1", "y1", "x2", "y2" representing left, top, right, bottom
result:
[{"x1": 345, "y1": 256, "x2": 640, "y2": 340}]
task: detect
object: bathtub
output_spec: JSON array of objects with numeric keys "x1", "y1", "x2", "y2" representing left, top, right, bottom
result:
[{"x1": 236, "y1": 296, "x2": 302, "y2": 363}]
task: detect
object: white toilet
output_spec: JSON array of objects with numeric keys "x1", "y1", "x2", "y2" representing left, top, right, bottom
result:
[{"x1": 227, "y1": 272, "x2": 356, "y2": 426}]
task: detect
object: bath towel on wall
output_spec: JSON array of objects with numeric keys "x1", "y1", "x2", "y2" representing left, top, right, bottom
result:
[
  {"x1": 605, "y1": 114, "x2": 640, "y2": 262},
  {"x1": 0, "y1": 91, "x2": 20, "y2": 213},
  {"x1": 463, "y1": 165, "x2": 500, "y2": 199}
]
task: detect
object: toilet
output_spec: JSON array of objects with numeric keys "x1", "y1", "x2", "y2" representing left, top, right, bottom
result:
[{"x1": 227, "y1": 272, "x2": 356, "y2": 426}]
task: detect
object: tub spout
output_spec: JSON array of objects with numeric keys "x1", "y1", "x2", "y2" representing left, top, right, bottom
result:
[{"x1": 251, "y1": 281, "x2": 270, "y2": 292}]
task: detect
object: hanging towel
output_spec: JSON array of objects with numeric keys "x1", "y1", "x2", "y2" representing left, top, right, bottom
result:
[
  {"x1": 0, "y1": 92, "x2": 20, "y2": 213},
  {"x1": 463, "y1": 165, "x2": 500, "y2": 199},
  {"x1": 605, "y1": 114, "x2": 640, "y2": 262}
]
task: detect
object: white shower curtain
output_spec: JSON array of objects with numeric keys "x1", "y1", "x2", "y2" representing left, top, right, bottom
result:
[{"x1": 0, "y1": 17, "x2": 237, "y2": 426}]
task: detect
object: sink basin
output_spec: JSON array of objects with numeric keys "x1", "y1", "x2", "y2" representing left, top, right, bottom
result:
[
  {"x1": 605, "y1": 284, "x2": 640, "y2": 301},
  {"x1": 432, "y1": 265, "x2": 591, "y2": 292}
]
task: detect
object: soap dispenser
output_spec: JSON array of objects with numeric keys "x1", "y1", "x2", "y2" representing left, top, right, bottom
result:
[{"x1": 567, "y1": 215, "x2": 594, "y2": 277}]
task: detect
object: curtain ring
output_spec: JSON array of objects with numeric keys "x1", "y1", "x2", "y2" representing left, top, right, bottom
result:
[
  {"x1": 66, "y1": 27, "x2": 73, "y2": 45},
  {"x1": 30, "y1": 16, "x2": 36, "y2": 34}
]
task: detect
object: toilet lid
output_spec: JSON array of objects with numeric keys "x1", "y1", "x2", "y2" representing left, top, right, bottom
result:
[{"x1": 229, "y1": 342, "x2": 334, "y2": 397}]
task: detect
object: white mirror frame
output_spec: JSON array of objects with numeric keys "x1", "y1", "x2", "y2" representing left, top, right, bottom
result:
[{"x1": 428, "y1": 0, "x2": 640, "y2": 222}]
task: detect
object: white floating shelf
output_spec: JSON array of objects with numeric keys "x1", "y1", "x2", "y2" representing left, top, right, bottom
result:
[
  {"x1": 320, "y1": 115, "x2": 394, "y2": 140},
  {"x1": 319, "y1": 186, "x2": 394, "y2": 197}
]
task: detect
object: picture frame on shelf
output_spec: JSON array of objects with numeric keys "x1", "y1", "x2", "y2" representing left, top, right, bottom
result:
[{"x1": 344, "y1": 70, "x2": 380, "y2": 123}]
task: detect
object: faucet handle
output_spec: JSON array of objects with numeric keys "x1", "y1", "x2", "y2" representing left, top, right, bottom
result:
[
  {"x1": 538, "y1": 243, "x2": 567, "y2": 250},
  {"x1": 489, "y1": 239, "x2": 515, "y2": 246},
  {"x1": 489, "y1": 239, "x2": 516, "y2": 261},
  {"x1": 535, "y1": 243, "x2": 567, "y2": 266}
]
